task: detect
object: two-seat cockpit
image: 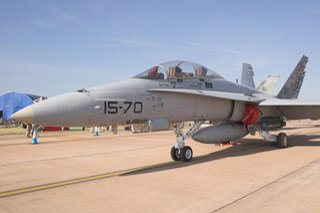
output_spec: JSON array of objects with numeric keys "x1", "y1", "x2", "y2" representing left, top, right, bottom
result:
[{"x1": 134, "y1": 61, "x2": 223, "y2": 80}]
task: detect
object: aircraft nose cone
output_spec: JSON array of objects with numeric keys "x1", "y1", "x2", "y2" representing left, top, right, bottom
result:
[{"x1": 10, "y1": 106, "x2": 34, "y2": 124}]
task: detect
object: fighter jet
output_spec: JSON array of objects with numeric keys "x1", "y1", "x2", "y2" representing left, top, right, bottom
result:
[{"x1": 11, "y1": 55, "x2": 320, "y2": 162}]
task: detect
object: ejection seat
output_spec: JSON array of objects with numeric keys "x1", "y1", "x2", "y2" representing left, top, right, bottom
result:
[
  {"x1": 169, "y1": 66, "x2": 183, "y2": 78},
  {"x1": 195, "y1": 66, "x2": 208, "y2": 78},
  {"x1": 146, "y1": 66, "x2": 165, "y2": 79}
]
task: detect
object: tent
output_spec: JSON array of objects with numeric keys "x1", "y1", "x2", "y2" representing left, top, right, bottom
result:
[{"x1": 0, "y1": 92, "x2": 46, "y2": 121}]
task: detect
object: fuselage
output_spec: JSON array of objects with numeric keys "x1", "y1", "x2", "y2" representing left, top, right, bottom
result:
[{"x1": 12, "y1": 76, "x2": 271, "y2": 127}]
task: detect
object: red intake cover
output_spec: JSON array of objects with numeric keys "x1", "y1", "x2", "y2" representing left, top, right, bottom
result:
[{"x1": 241, "y1": 104, "x2": 259, "y2": 125}]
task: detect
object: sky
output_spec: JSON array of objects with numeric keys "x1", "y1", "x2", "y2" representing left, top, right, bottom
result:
[{"x1": 1, "y1": 0, "x2": 320, "y2": 99}]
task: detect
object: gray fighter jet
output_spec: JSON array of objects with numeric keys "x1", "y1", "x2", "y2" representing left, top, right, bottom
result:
[{"x1": 11, "y1": 55, "x2": 320, "y2": 162}]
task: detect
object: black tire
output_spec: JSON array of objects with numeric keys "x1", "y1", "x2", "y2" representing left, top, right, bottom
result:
[
  {"x1": 181, "y1": 146, "x2": 193, "y2": 162},
  {"x1": 171, "y1": 146, "x2": 181, "y2": 161},
  {"x1": 277, "y1": 132, "x2": 288, "y2": 148}
]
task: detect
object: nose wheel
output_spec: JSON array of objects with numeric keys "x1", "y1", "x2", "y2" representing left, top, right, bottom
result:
[
  {"x1": 171, "y1": 146, "x2": 193, "y2": 162},
  {"x1": 171, "y1": 146, "x2": 181, "y2": 161},
  {"x1": 181, "y1": 146, "x2": 193, "y2": 162}
]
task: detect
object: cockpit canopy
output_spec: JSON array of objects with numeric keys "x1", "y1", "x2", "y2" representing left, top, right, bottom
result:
[{"x1": 134, "y1": 61, "x2": 223, "y2": 80}]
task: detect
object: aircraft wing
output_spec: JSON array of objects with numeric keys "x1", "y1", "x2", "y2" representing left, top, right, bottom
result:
[
  {"x1": 259, "y1": 98, "x2": 320, "y2": 120},
  {"x1": 148, "y1": 88, "x2": 265, "y2": 103}
]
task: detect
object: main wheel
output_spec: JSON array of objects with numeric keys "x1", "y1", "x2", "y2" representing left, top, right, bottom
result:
[
  {"x1": 171, "y1": 146, "x2": 181, "y2": 161},
  {"x1": 181, "y1": 146, "x2": 193, "y2": 162},
  {"x1": 277, "y1": 132, "x2": 288, "y2": 148}
]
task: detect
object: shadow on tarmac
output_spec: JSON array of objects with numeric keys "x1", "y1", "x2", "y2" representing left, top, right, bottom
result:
[{"x1": 121, "y1": 134, "x2": 320, "y2": 176}]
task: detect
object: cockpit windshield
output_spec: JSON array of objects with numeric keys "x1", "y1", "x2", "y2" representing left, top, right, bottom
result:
[{"x1": 133, "y1": 61, "x2": 223, "y2": 80}]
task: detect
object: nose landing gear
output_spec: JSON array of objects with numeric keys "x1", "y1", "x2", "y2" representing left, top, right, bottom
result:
[{"x1": 171, "y1": 121, "x2": 203, "y2": 162}]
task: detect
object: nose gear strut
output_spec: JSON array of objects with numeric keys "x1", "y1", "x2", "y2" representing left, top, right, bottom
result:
[{"x1": 171, "y1": 120, "x2": 204, "y2": 162}]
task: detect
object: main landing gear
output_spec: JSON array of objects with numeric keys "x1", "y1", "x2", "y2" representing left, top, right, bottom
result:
[
  {"x1": 259, "y1": 130, "x2": 289, "y2": 148},
  {"x1": 171, "y1": 121, "x2": 203, "y2": 162},
  {"x1": 277, "y1": 132, "x2": 288, "y2": 148}
]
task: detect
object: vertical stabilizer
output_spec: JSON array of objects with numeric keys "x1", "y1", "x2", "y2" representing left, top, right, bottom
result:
[
  {"x1": 241, "y1": 63, "x2": 255, "y2": 88},
  {"x1": 277, "y1": 55, "x2": 308, "y2": 99},
  {"x1": 257, "y1": 75, "x2": 279, "y2": 95}
]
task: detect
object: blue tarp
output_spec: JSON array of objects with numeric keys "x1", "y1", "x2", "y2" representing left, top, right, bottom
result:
[{"x1": 0, "y1": 92, "x2": 45, "y2": 120}]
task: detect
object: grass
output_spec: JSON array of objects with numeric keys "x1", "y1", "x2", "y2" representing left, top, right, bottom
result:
[{"x1": 0, "y1": 126, "x2": 26, "y2": 136}]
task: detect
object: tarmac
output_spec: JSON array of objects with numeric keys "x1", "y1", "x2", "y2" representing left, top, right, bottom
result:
[{"x1": 0, "y1": 120, "x2": 320, "y2": 212}]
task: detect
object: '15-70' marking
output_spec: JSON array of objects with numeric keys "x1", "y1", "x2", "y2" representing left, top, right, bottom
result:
[{"x1": 104, "y1": 101, "x2": 143, "y2": 114}]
